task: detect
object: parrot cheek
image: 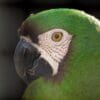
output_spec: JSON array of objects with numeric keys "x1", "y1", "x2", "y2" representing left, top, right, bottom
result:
[{"x1": 14, "y1": 39, "x2": 53, "y2": 84}]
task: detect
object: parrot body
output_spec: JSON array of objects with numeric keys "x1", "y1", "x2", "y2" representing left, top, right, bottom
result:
[{"x1": 14, "y1": 9, "x2": 100, "y2": 100}]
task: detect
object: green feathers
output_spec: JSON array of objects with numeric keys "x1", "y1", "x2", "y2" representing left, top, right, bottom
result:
[{"x1": 23, "y1": 9, "x2": 100, "y2": 100}]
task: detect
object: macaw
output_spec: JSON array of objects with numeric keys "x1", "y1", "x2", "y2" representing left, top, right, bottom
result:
[{"x1": 14, "y1": 9, "x2": 100, "y2": 100}]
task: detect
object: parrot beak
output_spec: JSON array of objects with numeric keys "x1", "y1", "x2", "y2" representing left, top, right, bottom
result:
[{"x1": 14, "y1": 38, "x2": 52, "y2": 84}]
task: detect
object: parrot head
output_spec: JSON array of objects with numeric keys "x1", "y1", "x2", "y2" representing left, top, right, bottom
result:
[
  {"x1": 14, "y1": 9, "x2": 73, "y2": 84},
  {"x1": 14, "y1": 9, "x2": 100, "y2": 86}
]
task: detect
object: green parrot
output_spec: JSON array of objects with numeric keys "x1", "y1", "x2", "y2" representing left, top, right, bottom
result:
[{"x1": 14, "y1": 9, "x2": 100, "y2": 100}]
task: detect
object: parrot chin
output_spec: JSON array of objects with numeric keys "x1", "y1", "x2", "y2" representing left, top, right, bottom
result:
[{"x1": 14, "y1": 38, "x2": 53, "y2": 84}]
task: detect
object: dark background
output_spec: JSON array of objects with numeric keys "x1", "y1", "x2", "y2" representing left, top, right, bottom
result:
[{"x1": 0, "y1": 0, "x2": 100, "y2": 100}]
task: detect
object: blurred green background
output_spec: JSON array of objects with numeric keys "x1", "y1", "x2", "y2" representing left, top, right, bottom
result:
[{"x1": 0, "y1": 0, "x2": 100, "y2": 100}]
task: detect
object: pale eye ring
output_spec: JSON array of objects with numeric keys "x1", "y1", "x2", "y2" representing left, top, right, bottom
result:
[{"x1": 51, "y1": 32, "x2": 63, "y2": 42}]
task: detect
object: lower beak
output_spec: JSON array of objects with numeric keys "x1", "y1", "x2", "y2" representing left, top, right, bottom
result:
[{"x1": 14, "y1": 39, "x2": 52, "y2": 84}]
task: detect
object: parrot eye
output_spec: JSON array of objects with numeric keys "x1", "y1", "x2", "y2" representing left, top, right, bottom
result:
[{"x1": 51, "y1": 32, "x2": 63, "y2": 42}]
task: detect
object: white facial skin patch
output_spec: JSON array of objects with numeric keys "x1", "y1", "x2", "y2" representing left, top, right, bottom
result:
[{"x1": 20, "y1": 29, "x2": 72, "y2": 76}]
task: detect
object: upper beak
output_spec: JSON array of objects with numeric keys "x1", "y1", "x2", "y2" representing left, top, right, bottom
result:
[{"x1": 14, "y1": 38, "x2": 52, "y2": 84}]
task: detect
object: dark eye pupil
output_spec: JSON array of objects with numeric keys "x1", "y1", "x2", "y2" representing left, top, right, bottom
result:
[{"x1": 55, "y1": 34, "x2": 59, "y2": 39}]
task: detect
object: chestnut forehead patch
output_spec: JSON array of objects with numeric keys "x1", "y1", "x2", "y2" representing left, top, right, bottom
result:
[{"x1": 18, "y1": 21, "x2": 40, "y2": 43}]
